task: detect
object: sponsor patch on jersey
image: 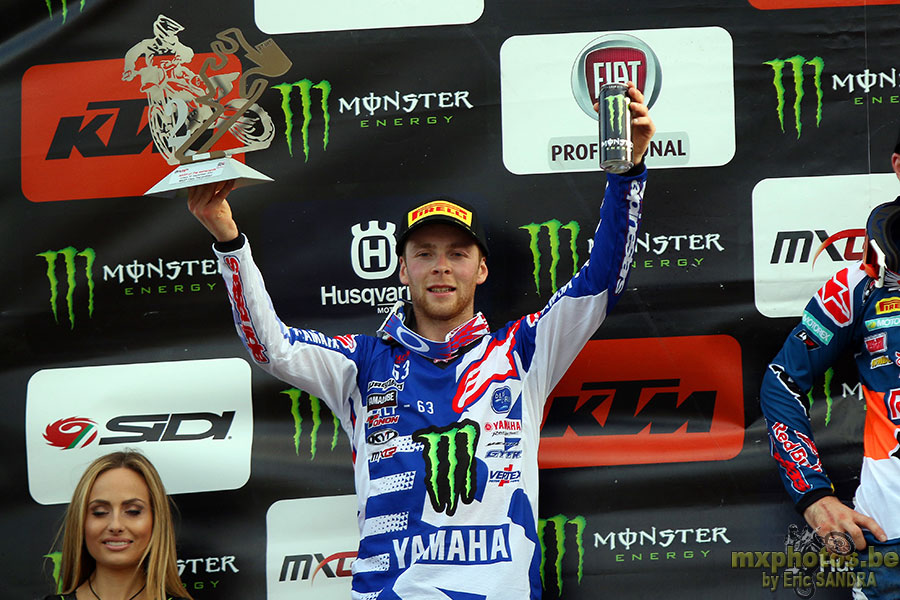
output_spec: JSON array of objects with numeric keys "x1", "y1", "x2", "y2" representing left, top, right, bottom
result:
[
  {"x1": 866, "y1": 316, "x2": 900, "y2": 332},
  {"x1": 491, "y1": 387, "x2": 512, "y2": 414},
  {"x1": 871, "y1": 355, "x2": 892, "y2": 369},
  {"x1": 794, "y1": 330, "x2": 820, "y2": 351},
  {"x1": 815, "y1": 269, "x2": 853, "y2": 326},
  {"x1": 876, "y1": 297, "x2": 900, "y2": 315},
  {"x1": 802, "y1": 311, "x2": 833, "y2": 345},
  {"x1": 864, "y1": 332, "x2": 888, "y2": 355},
  {"x1": 366, "y1": 428, "x2": 399, "y2": 445},
  {"x1": 367, "y1": 390, "x2": 398, "y2": 411}
]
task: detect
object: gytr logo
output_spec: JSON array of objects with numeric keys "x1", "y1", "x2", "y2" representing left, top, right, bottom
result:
[
  {"x1": 280, "y1": 388, "x2": 340, "y2": 459},
  {"x1": 413, "y1": 419, "x2": 479, "y2": 517},
  {"x1": 520, "y1": 220, "x2": 581, "y2": 295},
  {"x1": 272, "y1": 79, "x2": 331, "y2": 162},
  {"x1": 37, "y1": 247, "x2": 96, "y2": 328},
  {"x1": 763, "y1": 55, "x2": 824, "y2": 138},
  {"x1": 350, "y1": 221, "x2": 398, "y2": 280},
  {"x1": 538, "y1": 514, "x2": 585, "y2": 597}
]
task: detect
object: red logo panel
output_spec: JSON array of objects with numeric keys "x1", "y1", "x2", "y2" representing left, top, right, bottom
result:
[
  {"x1": 21, "y1": 54, "x2": 243, "y2": 202},
  {"x1": 539, "y1": 335, "x2": 744, "y2": 468}
]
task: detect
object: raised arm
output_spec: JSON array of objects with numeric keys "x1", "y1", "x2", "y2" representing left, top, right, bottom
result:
[{"x1": 187, "y1": 180, "x2": 239, "y2": 242}]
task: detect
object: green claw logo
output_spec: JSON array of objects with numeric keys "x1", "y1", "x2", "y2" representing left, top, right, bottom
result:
[
  {"x1": 281, "y1": 388, "x2": 340, "y2": 459},
  {"x1": 413, "y1": 419, "x2": 479, "y2": 516},
  {"x1": 44, "y1": 0, "x2": 84, "y2": 23},
  {"x1": 37, "y1": 247, "x2": 96, "y2": 328},
  {"x1": 520, "y1": 220, "x2": 581, "y2": 295},
  {"x1": 272, "y1": 79, "x2": 331, "y2": 162},
  {"x1": 604, "y1": 94, "x2": 629, "y2": 134},
  {"x1": 764, "y1": 55, "x2": 824, "y2": 139},
  {"x1": 538, "y1": 514, "x2": 585, "y2": 596}
]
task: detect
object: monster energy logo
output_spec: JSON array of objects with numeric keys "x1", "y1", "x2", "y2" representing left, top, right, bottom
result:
[
  {"x1": 604, "y1": 94, "x2": 628, "y2": 134},
  {"x1": 538, "y1": 514, "x2": 585, "y2": 596},
  {"x1": 44, "y1": 0, "x2": 84, "y2": 23},
  {"x1": 412, "y1": 419, "x2": 479, "y2": 517},
  {"x1": 37, "y1": 247, "x2": 96, "y2": 328},
  {"x1": 44, "y1": 551, "x2": 63, "y2": 593},
  {"x1": 764, "y1": 55, "x2": 824, "y2": 138},
  {"x1": 520, "y1": 220, "x2": 581, "y2": 295},
  {"x1": 808, "y1": 367, "x2": 839, "y2": 426},
  {"x1": 273, "y1": 79, "x2": 331, "y2": 162},
  {"x1": 281, "y1": 388, "x2": 340, "y2": 459}
]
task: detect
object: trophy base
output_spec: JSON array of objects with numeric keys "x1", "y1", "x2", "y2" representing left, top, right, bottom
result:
[{"x1": 144, "y1": 157, "x2": 273, "y2": 197}]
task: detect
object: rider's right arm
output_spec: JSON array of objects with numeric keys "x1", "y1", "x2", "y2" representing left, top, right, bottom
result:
[
  {"x1": 759, "y1": 265, "x2": 868, "y2": 512},
  {"x1": 212, "y1": 237, "x2": 360, "y2": 430}
]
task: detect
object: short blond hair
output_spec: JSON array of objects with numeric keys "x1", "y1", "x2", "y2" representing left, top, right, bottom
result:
[{"x1": 53, "y1": 450, "x2": 192, "y2": 600}]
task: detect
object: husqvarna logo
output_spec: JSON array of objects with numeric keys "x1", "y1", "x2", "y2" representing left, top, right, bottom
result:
[{"x1": 350, "y1": 221, "x2": 397, "y2": 280}]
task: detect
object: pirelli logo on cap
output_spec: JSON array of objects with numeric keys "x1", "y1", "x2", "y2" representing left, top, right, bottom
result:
[
  {"x1": 876, "y1": 297, "x2": 900, "y2": 315},
  {"x1": 408, "y1": 200, "x2": 473, "y2": 227}
]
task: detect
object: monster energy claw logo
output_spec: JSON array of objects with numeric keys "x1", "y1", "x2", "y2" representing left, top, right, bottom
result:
[
  {"x1": 539, "y1": 514, "x2": 585, "y2": 596},
  {"x1": 764, "y1": 55, "x2": 824, "y2": 138},
  {"x1": 413, "y1": 419, "x2": 479, "y2": 517},
  {"x1": 520, "y1": 220, "x2": 580, "y2": 295},
  {"x1": 281, "y1": 388, "x2": 340, "y2": 459},
  {"x1": 37, "y1": 247, "x2": 96, "y2": 328},
  {"x1": 605, "y1": 94, "x2": 628, "y2": 134},
  {"x1": 44, "y1": 0, "x2": 84, "y2": 23},
  {"x1": 273, "y1": 79, "x2": 331, "y2": 162}
]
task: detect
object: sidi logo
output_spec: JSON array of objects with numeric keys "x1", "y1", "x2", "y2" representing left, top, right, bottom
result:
[{"x1": 539, "y1": 336, "x2": 744, "y2": 468}]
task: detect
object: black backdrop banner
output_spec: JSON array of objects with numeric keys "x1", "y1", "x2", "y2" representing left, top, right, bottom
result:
[{"x1": 4, "y1": 1, "x2": 899, "y2": 599}]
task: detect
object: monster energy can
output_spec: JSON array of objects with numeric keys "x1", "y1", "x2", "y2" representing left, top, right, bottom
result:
[{"x1": 598, "y1": 82, "x2": 633, "y2": 173}]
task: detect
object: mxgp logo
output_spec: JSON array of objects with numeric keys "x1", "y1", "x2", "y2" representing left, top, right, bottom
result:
[
  {"x1": 43, "y1": 412, "x2": 235, "y2": 448},
  {"x1": 272, "y1": 79, "x2": 331, "y2": 162},
  {"x1": 539, "y1": 336, "x2": 744, "y2": 468},
  {"x1": 278, "y1": 551, "x2": 355, "y2": 583},
  {"x1": 350, "y1": 221, "x2": 398, "y2": 280},
  {"x1": 763, "y1": 55, "x2": 824, "y2": 138},
  {"x1": 36, "y1": 247, "x2": 96, "y2": 328},
  {"x1": 538, "y1": 514, "x2": 585, "y2": 597},
  {"x1": 769, "y1": 228, "x2": 864, "y2": 265},
  {"x1": 280, "y1": 388, "x2": 341, "y2": 459},
  {"x1": 520, "y1": 220, "x2": 581, "y2": 295}
]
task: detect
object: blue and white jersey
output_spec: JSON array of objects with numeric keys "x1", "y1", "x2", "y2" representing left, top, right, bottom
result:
[{"x1": 214, "y1": 167, "x2": 646, "y2": 599}]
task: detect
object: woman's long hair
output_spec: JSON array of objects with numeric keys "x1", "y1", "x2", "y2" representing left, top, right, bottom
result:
[{"x1": 54, "y1": 450, "x2": 192, "y2": 600}]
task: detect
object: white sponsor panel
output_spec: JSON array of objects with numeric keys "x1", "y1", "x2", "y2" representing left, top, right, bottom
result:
[
  {"x1": 266, "y1": 495, "x2": 358, "y2": 600},
  {"x1": 500, "y1": 27, "x2": 734, "y2": 174},
  {"x1": 25, "y1": 358, "x2": 252, "y2": 505},
  {"x1": 752, "y1": 173, "x2": 900, "y2": 318},
  {"x1": 255, "y1": 0, "x2": 483, "y2": 34}
]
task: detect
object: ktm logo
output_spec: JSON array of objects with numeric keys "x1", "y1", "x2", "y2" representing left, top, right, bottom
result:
[
  {"x1": 539, "y1": 336, "x2": 744, "y2": 468},
  {"x1": 21, "y1": 55, "x2": 242, "y2": 202}
]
